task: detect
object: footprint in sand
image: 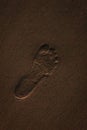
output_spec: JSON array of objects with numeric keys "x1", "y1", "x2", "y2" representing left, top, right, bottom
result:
[{"x1": 14, "y1": 44, "x2": 59, "y2": 100}]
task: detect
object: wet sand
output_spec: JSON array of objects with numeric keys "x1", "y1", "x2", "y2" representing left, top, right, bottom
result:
[{"x1": 0, "y1": 0, "x2": 87, "y2": 130}]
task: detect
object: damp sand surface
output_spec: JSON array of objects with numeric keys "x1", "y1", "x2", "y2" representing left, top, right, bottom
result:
[{"x1": 0, "y1": 0, "x2": 87, "y2": 130}]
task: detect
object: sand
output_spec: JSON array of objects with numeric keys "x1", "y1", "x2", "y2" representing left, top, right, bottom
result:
[{"x1": 0, "y1": 0, "x2": 87, "y2": 130}]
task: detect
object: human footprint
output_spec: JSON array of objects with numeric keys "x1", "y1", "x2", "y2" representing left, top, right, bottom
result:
[{"x1": 14, "y1": 44, "x2": 59, "y2": 100}]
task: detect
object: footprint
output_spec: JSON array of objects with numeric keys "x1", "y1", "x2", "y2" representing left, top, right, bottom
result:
[{"x1": 14, "y1": 44, "x2": 59, "y2": 100}]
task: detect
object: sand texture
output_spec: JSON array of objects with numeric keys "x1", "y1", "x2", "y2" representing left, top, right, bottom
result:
[{"x1": 0, "y1": 0, "x2": 87, "y2": 130}]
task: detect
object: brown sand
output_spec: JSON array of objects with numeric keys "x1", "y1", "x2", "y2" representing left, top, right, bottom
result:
[{"x1": 0, "y1": 0, "x2": 87, "y2": 130}]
